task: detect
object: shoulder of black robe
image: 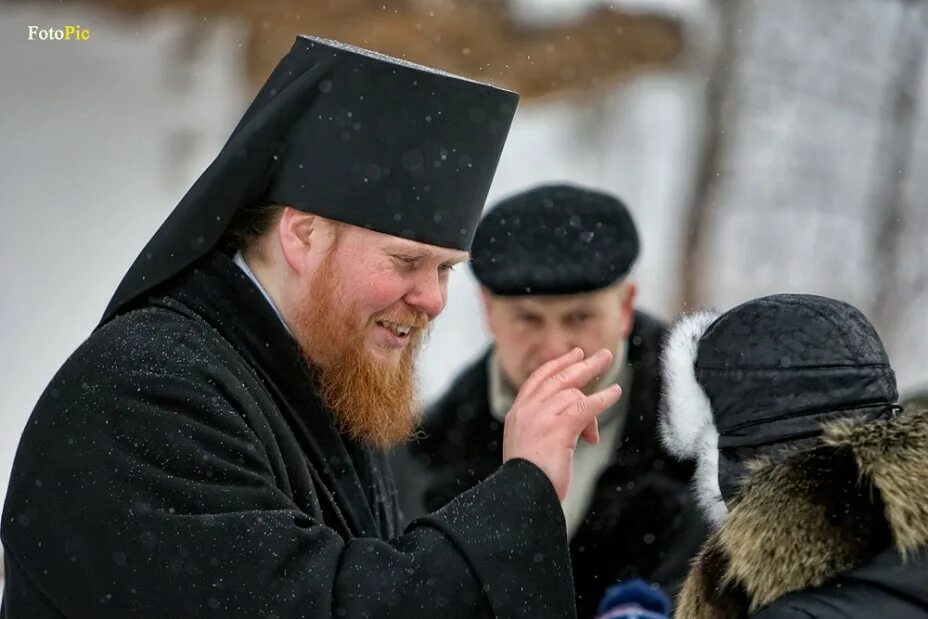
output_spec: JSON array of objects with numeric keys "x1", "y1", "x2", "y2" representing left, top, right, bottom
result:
[{"x1": 1, "y1": 252, "x2": 576, "y2": 619}]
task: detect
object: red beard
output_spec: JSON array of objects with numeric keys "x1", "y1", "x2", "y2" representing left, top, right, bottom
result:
[{"x1": 292, "y1": 250, "x2": 428, "y2": 447}]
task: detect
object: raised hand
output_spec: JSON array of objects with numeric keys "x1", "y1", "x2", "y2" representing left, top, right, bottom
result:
[{"x1": 502, "y1": 347, "x2": 622, "y2": 501}]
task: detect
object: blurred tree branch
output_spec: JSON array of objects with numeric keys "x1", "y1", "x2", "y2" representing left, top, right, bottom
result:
[
  {"x1": 45, "y1": 0, "x2": 684, "y2": 99},
  {"x1": 680, "y1": 0, "x2": 736, "y2": 310},
  {"x1": 871, "y1": 3, "x2": 928, "y2": 329}
]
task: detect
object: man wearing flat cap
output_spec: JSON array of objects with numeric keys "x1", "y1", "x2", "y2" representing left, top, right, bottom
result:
[
  {"x1": 1, "y1": 38, "x2": 622, "y2": 618},
  {"x1": 407, "y1": 184, "x2": 704, "y2": 618}
]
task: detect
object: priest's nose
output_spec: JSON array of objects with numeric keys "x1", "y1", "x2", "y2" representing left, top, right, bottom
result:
[{"x1": 405, "y1": 271, "x2": 446, "y2": 319}]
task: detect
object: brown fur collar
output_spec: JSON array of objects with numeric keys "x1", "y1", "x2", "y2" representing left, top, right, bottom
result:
[{"x1": 676, "y1": 407, "x2": 928, "y2": 618}]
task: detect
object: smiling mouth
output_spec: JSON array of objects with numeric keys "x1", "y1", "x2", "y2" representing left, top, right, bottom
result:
[{"x1": 376, "y1": 320, "x2": 412, "y2": 337}]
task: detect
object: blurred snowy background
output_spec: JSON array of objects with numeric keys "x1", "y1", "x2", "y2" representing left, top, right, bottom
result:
[{"x1": 2, "y1": 0, "x2": 927, "y2": 565}]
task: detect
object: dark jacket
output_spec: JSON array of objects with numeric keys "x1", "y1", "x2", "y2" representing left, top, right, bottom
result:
[
  {"x1": 1, "y1": 252, "x2": 577, "y2": 618},
  {"x1": 406, "y1": 312, "x2": 704, "y2": 618},
  {"x1": 676, "y1": 407, "x2": 928, "y2": 619}
]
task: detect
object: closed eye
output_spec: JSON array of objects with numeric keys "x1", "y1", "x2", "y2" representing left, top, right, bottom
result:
[{"x1": 392, "y1": 255, "x2": 419, "y2": 268}]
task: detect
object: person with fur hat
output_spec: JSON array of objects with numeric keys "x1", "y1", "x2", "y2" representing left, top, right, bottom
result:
[
  {"x1": 404, "y1": 183, "x2": 705, "y2": 618},
  {"x1": 660, "y1": 293, "x2": 928, "y2": 618}
]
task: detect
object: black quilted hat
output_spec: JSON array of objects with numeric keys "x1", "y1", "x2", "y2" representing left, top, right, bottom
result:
[{"x1": 660, "y1": 294, "x2": 898, "y2": 525}]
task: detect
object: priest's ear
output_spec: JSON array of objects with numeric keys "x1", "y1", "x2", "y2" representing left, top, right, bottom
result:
[
  {"x1": 278, "y1": 207, "x2": 318, "y2": 274},
  {"x1": 277, "y1": 207, "x2": 341, "y2": 275}
]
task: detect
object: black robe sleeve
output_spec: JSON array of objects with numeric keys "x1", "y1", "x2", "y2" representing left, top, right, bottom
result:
[{"x1": 2, "y1": 313, "x2": 575, "y2": 618}]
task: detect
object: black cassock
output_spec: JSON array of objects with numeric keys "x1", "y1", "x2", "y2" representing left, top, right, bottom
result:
[{"x1": 2, "y1": 251, "x2": 575, "y2": 618}]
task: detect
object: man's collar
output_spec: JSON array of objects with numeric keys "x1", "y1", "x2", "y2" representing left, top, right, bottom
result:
[{"x1": 232, "y1": 250, "x2": 293, "y2": 336}]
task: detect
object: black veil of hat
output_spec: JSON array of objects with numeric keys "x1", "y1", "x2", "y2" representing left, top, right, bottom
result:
[{"x1": 101, "y1": 36, "x2": 518, "y2": 325}]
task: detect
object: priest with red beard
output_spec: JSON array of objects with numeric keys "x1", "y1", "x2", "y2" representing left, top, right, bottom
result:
[{"x1": 1, "y1": 37, "x2": 622, "y2": 618}]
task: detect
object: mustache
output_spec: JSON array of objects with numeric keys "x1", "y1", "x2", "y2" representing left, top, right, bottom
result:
[{"x1": 371, "y1": 308, "x2": 430, "y2": 330}]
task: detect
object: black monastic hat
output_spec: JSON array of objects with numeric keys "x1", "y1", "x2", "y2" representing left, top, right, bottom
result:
[
  {"x1": 101, "y1": 35, "x2": 518, "y2": 323},
  {"x1": 470, "y1": 184, "x2": 640, "y2": 296}
]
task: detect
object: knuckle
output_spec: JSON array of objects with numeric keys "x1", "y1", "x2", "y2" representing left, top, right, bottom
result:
[
  {"x1": 527, "y1": 365, "x2": 546, "y2": 382},
  {"x1": 573, "y1": 396, "x2": 589, "y2": 415},
  {"x1": 547, "y1": 371, "x2": 568, "y2": 387}
]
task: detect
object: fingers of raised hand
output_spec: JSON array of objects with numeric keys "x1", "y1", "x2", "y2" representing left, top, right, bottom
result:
[
  {"x1": 514, "y1": 347, "x2": 583, "y2": 405},
  {"x1": 539, "y1": 387, "x2": 586, "y2": 419},
  {"x1": 536, "y1": 348, "x2": 613, "y2": 400},
  {"x1": 563, "y1": 384, "x2": 622, "y2": 428}
]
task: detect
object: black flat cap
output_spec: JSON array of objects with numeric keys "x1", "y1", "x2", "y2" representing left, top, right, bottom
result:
[{"x1": 470, "y1": 184, "x2": 639, "y2": 296}]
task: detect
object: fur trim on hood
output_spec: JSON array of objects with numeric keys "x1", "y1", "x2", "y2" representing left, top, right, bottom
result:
[
  {"x1": 676, "y1": 407, "x2": 928, "y2": 618},
  {"x1": 659, "y1": 311, "x2": 726, "y2": 527}
]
